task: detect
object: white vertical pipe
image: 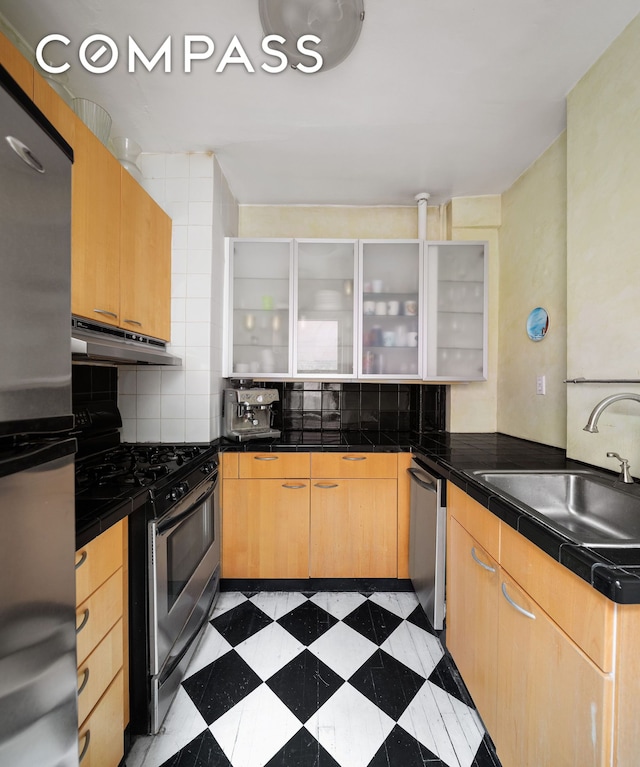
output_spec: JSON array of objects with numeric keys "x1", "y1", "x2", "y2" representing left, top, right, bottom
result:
[{"x1": 415, "y1": 192, "x2": 430, "y2": 239}]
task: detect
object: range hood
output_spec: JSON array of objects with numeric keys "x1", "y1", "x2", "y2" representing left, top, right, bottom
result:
[{"x1": 71, "y1": 316, "x2": 182, "y2": 366}]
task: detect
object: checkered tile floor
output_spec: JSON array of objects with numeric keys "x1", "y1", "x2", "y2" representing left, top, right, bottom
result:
[{"x1": 126, "y1": 591, "x2": 502, "y2": 767}]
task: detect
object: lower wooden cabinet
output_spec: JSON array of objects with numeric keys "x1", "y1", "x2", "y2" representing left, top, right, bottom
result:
[
  {"x1": 446, "y1": 516, "x2": 499, "y2": 736},
  {"x1": 310, "y1": 479, "x2": 397, "y2": 577},
  {"x1": 75, "y1": 520, "x2": 127, "y2": 767},
  {"x1": 222, "y1": 478, "x2": 310, "y2": 578},
  {"x1": 78, "y1": 670, "x2": 124, "y2": 767},
  {"x1": 496, "y1": 573, "x2": 613, "y2": 767},
  {"x1": 221, "y1": 451, "x2": 405, "y2": 579},
  {"x1": 447, "y1": 483, "x2": 616, "y2": 767}
]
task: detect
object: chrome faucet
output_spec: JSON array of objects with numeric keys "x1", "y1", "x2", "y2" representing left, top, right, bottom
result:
[
  {"x1": 606, "y1": 451, "x2": 634, "y2": 483},
  {"x1": 583, "y1": 393, "x2": 640, "y2": 433},
  {"x1": 583, "y1": 393, "x2": 640, "y2": 484}
]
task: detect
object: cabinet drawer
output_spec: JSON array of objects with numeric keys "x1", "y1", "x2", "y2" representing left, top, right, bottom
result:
[
  {"x1": 311, "y1": 452, "x2": 397, "y2": 479},
  {"x1": 76, "y1": 568, "x2": 123, "y2": 666},
  {"x1": 78, "y1": 669, "x2": 124, "y2": 767},
  {"x1": 77, "y1": 619, "x2": 123, "y2": 727},
  {"x1": 500, "y1": 524, "x2": 615, "y2": 672},
  {"x1": 238, "y1": 452, "x2": 310, "y2": 478},
  {"x1": 76, "y1": 521, "x2": 124, "y2": 606},
  {"x1": 447, "y1": 482, "x2": 500, "y2": 561}
]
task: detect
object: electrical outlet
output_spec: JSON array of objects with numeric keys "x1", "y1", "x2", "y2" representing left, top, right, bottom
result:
[{"x1": 536, "y1": 375, "x2": 546, "y2": 395}]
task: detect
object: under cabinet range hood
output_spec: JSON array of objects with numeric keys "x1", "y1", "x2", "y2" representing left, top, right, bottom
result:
[{"x1": 71, "y1": 316, "x2": 182, "y2": 366}]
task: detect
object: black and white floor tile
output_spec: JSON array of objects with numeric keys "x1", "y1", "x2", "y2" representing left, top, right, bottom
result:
[{"x1": 126, "y1": 591, "x2": 502, "y2": 767}]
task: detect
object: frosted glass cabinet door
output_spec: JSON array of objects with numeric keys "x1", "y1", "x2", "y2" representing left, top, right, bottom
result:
[
  {"x1": 228, "y1": 239, "x2": 292, "y2": 377},
  {"x1": 359, "y1": 241, "x2": 422, "y2": 378},
  {"x1": 425, "y1": 242, "x2": 487, "y2": 380},
  {"x1": 294, "y1": 240, "x2": 357, "y2": 377}
]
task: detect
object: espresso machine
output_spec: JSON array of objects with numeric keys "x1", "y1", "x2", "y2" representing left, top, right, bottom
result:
[{"x1": 222, "y1": 380, "x2": 281, "y2": 441}]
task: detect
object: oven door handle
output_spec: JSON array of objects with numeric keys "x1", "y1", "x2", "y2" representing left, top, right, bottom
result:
[{"x1": 156, "y1": 480, "x2": 217, "y2": 535}]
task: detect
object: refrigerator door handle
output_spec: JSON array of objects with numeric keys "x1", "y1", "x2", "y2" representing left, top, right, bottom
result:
[{"x1": 0, "y1": 438, "x2": 76, "y2": 478}]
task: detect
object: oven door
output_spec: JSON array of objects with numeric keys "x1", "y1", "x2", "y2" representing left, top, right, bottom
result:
[{"x1": 149, "y1": 472, "x2": 220, "y2": 679}]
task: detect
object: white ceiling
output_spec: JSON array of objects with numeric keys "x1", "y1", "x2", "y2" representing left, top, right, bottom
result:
[{"x1": 2, "y1": 0, "x2": 640, "y2": 206}]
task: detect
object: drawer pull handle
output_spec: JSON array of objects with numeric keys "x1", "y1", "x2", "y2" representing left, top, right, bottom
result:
[
  {"x1": 254, "y1": 456, "x2": 278, "y2": 461},
  {"x1": 342, "y1": 456, "x2": 366, "y2": 461},
  {"x1": 79, "y1": 730, "x2": 91, "y2": 763},
  {"x1": 501, "y1": 582, "x2": 536, "y2": 620},
  {"x1": 93, "y1": 309, "x2": 117, "y2": 319},
  {"x1": 78, "y1": 667, "x2": 90, "y2": 695},
  {"x1": 315, "y1": 483, "x2": 339, "y2": 489},
  {"x1": 470, "y1": 547, "x2": 495, "y2": 573},
  {"x1": 124, "y1": 319, "x2": 143, "y2": 326},
  {"x1": 75, "y1": 550, "x2": 87, "y2": 570},
  {"x1": 76, "y1": 608, "x2": 90, "y2": 634},
  {"x1": 282, "y1": 483, "x2": 306, "y2": 490}
]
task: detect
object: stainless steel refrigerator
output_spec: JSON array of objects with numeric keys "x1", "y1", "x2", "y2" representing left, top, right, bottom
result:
[{"x1": 0, "y1": 66, "x2": 78, "y2": 766}]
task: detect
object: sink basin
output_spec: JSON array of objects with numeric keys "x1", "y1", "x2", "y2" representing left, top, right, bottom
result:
[{"x1": 465, "y1": 469, "x2": 640, "y2": 547}]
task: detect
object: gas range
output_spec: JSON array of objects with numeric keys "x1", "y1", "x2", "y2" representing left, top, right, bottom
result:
[{"x1": 73, "y1": 402, "x2": 217, "y2": 534}]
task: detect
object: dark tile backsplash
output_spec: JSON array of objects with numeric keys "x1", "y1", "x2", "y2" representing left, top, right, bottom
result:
[
  {"x1": 72, "y1": 365, "x2": 118, "y2": 406},
  {"x1": 264, "y1": 382, "x2": 446, "y2": 433}
]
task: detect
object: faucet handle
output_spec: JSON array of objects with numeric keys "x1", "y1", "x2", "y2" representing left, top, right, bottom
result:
[{"x1": 606, "y1": 452, "x2": 634, "y2": 484}]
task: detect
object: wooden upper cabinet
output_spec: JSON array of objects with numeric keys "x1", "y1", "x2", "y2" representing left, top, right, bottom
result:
[
  {"x1": 32, "y1": 72, "x2": 76, "y2": 146},
  {"x1": 120, "y1": 169, "x2": 172, "y2": 340},
  {"x1": 0, "y1": 30, "x2": 33, "y2": 97},
  {"x1": 71, "y1": 119, "x2": 121, "y2": 326}
]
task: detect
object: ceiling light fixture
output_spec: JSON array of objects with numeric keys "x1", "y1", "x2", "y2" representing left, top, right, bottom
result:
[{"x1": 259, "y1": 0, "x2": 365, "y2": 73}]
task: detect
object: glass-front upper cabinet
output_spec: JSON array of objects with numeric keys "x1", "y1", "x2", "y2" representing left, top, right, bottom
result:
[
  {"x1": 226, "y1": 239, "x2": 292, "y2": 378},
  {"x1": 294, "y1": 240, "x2": 357, "y2": 377},
  {"x1": 359, "y1": 241, "x2": 422, "y2": 379},
  {"x1": 424, "y1": 241, "x2": 487, "y2": 380}
]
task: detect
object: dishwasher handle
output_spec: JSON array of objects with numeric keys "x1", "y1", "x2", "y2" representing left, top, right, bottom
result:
[{"x1": 407, "y1": 467, "x2": 438, "y2": 493}]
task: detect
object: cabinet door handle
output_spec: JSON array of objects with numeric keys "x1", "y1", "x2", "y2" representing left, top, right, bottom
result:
[
  {"x1": 124, "y1": 319, "x2": 143, "y2": 326},
  {"x1": 470, "y1": 546, "x2": 495, "y2": 573},
  {"x1": 79, "y1": 730, "x2": 91, "y2": 763},
  {"x1": 75, "y1": 550, "x2": 87, "y2": 570},
  {"x1": 282, "y1": 483, "x2": 306, "y2": 489},
  {"x1": 78, "y1": 667, "x2": 90, "y2": 695},
  {"x1": 93, "y1": 309, "x2": 118, "y2": 319},
  {"x1": 342, "y1": 456, "x2": 366, "y2": 461},
  {"x1": 501, "y1": 582, "x2": 536, "y2": 620},
  {"x1": 254, "y1": 456, "x2": 278, "y2": 461},
  {"x1": 314, "y1": 482, "x2": 339, "y2": 489},
  {"x1": 76, "y1": 608, "x2": 90, "y2": 634}
]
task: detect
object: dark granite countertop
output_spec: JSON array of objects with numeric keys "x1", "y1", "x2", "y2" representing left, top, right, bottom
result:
[
  {"x1": 77, "y1": 430, "x2": 640, "y2": 604},
  {"x1": 75, "y1": 489, "x2": 148, "y2": 550},
  {"x1": 220, "y1": 430, "x2": 640, "y2": 604}
]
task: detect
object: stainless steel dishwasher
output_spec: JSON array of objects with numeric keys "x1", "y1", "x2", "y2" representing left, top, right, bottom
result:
[{"x1": 408, "y1": 458, "x2": 446, "y2": 630}]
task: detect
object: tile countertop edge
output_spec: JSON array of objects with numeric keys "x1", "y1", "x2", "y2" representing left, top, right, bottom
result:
[
  {"x1": 74, "y1": 431, "x2": 640, "y2": 604},
  {"x1": 436, "y1": 461, "x2": 640, "y2": 606},
  {"x1": 218, "y1": 430, "x2": 640, "y2": 603}
]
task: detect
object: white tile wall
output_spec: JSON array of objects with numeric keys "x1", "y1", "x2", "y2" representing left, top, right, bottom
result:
[{"x1": 119, "y1": 153, "x2": 238, "y2": 443}]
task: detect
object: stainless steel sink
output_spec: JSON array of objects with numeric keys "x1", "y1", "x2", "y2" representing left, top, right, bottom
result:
[{"x1": 465, "y1": 469, "x2": 640, "y2": 547}]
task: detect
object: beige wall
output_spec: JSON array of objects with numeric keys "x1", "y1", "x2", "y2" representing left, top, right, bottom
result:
[
  {"x1": 566, "y1": 14, "x2": 640, "y2": 471},
  {"x1": 497, "y1": 134, "x2": 567, "y2": 448},
  {"x1": 238, "y1": 204, "x2": 443, "y2": 239},
  {"x1": 448, "y1": 196, "x2": 501, "y2": 432}
]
